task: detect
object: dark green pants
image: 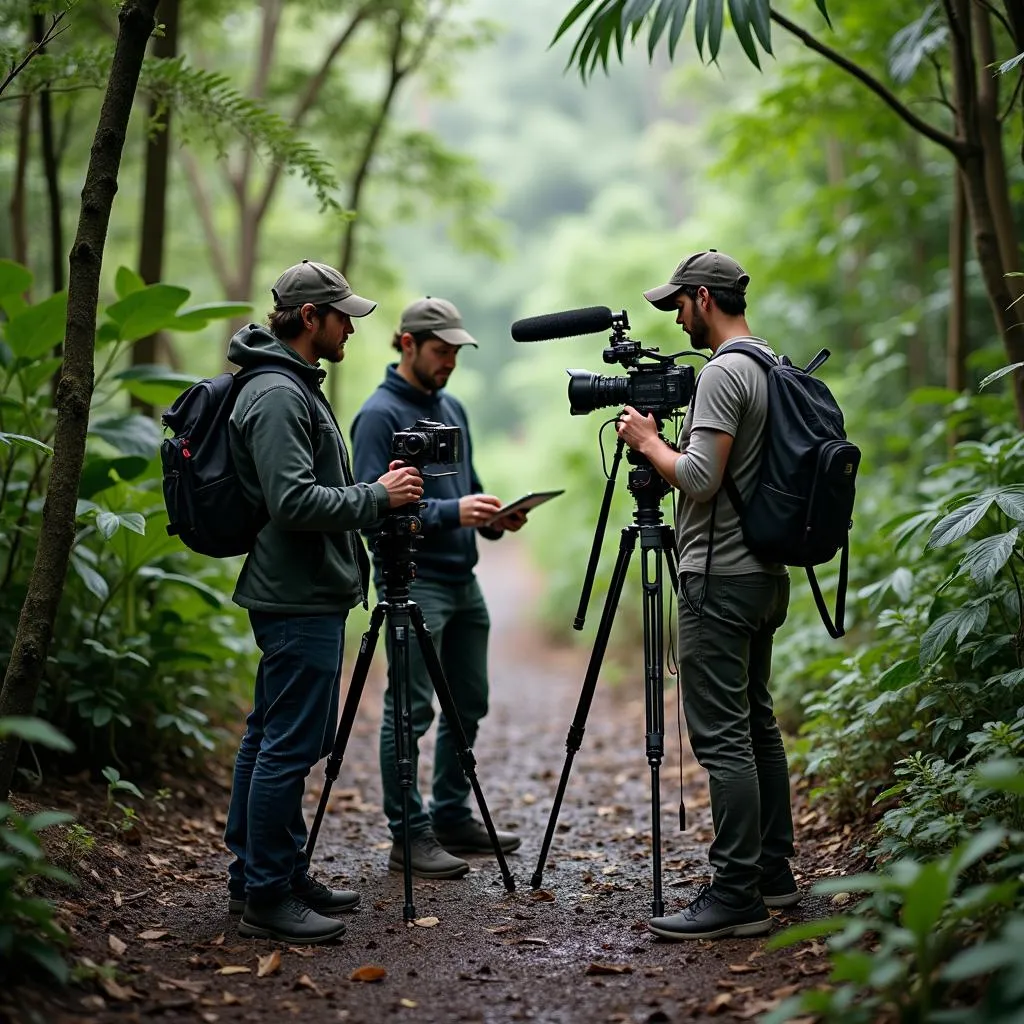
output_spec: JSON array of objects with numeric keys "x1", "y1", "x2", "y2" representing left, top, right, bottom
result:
[
  {"x1": 379, "y1": 576, "x2": 490, "y2": 838},
  {"x1": 678, "y1": 572, "x2": 794, "y2": 905}
]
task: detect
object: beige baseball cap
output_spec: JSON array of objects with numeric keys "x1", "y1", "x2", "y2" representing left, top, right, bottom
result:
[{"x1": 399, "y1": 297, "x2": 478, "y2": 347}]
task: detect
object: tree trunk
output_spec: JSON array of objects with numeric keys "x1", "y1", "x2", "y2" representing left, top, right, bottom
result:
[
  {"x1": 946, "y1": 0, "x2": 1024, "y2": 425},
  {"x1": 947, "y1": 172, "x2": 968, "y2": 395},
  {"x1": 0, "y1": 0, "x2": 160, "y2": 801},
  {"x1": 32, "y1": 13, "x2": 64, "y2": 295},
  {"x1": 133, "y1": 0, "x2": 181, "y2": 415},
  {"x1": 9, "y1": 92, "x2": 31, "y2": 272}
]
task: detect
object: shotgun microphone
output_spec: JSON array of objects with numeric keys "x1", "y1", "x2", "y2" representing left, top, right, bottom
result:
[{"x1": 510, "y1": 306, "x2": 614, "y2": 342}]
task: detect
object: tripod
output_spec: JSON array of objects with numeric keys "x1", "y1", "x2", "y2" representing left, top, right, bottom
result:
[
  {"x1": 304, "y1": 505, "x2": 516, "y2": 921},
  {"x1": 530, "y1": 435, "x2": 678, "y2": 917}
]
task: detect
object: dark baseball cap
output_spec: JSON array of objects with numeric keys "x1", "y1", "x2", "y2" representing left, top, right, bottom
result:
[
  {"x1": 643, "y1": 249, "x2": 750, "y2": 311},
  {"x1": 271, "y1": 260, "x2": 377, "y2": 318},
  {"x1": 399, "y1": 297, "x2": 478, "y2": 347}
]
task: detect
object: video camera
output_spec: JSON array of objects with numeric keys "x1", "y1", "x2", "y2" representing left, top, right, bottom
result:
[{"x1": 510, "y1": 306, "x2": 694, "y2": 418}]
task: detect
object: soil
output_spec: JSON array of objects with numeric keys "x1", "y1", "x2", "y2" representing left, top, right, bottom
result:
[{"x1": 3, "y1": 536, "x2": 864, "y2": 1024}]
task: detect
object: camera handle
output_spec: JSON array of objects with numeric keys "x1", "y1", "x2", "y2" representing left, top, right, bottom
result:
[
  {"x1": 532, "y1": 451, "x2": 678, "y2": 917},
  {"x1": 304, "y1": 508, "x2": 516, "y2": 921}
]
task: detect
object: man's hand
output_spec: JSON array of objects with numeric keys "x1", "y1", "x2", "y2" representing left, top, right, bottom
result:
[
  {"x1": 379, "y1": 460, "x2": 424, "y2": 508},
  {"x1": 488, "y1": 510, "x2": 528, "y2": 533},
  {"x1": 615, "y1": 405, "x2": 659, "y2": 454},
  {"x1": 460, "y1": 493, "x2": 503, "y2": 528}
]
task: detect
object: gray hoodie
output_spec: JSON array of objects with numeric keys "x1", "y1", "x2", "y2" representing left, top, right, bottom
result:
[{"x1": 226, "y1": 324, "x2": 389, "y2": 613}]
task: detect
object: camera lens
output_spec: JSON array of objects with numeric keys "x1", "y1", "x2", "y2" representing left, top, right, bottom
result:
[
  {"x1": 402, "y1": 434, "x2": 426, "y2": 454},
  {"x1": 566, "y1": 369, "x2": 628, "y2": 415}
]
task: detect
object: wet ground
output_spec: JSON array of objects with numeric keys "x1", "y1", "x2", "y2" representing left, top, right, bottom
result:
[{"x1": 4, "y1": 536, "x2": 853, "y2": 1024}]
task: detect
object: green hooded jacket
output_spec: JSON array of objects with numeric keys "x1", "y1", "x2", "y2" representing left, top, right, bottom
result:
[{"x1": 226, "y1": 324, "x2": 389, "y2": 613}]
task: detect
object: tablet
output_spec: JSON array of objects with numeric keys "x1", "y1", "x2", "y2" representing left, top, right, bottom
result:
[{"x1": 483, "y1": 489, "x2": 564, "y2": 525}]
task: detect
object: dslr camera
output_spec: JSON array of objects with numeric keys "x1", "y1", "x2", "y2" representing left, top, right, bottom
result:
[{"x1": 391, "y1": 418, "x2": 462, "y2": 467}]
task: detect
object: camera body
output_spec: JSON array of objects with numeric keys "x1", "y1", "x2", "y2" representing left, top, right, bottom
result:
[
  {"x1": 390, "y1": 418, "x2": 462, "y2": 467},
  {"x1": 564, "y1": 309, "x2": 695, "y2": 418},
  {"x1": 567, "y1": 362, "x2": 694, "y2": 417}
]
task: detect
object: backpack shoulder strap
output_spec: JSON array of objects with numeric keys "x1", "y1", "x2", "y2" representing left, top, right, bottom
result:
[
  {"x1": 235, "y1": 365, "x2": 321, "y2": 443},
  {"x1": 715, "y1": 339, "x2": 779, "y2": 373}
]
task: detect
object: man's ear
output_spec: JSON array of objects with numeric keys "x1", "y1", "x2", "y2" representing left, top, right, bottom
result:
[
  {"x1": 300, "y1": 302, "x2": 318, "y2": 330},
  {"x1": 399, "y1": 331, "x2": 416, "y2": 357},
  {"x1": 697, "y1": 286, "x2": 711, "y2": 312}
]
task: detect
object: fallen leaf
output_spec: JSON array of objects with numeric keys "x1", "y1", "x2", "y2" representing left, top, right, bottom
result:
[
  {"x1": 705, "y1": 992, "x2": 733, "y2": 1015},
  {"x1": 257, "y1": 950, "x2": 282, "y2": 977},
  {"x1": 521, "y1": 792, "x2": 537, "y2": 804},
  {"x1": 137, "y1": 929, "x2": 168, "y2": 941},
  {"x1": 295, "y1": 974, "x2": 326, "y2": 997},
  {"x1": 288, "y1": 946, "x2": 316, "y2": 958},
  {"x1": 484, "y1": 925, "x2": 515, "y2": 934},
  {"x1": 517, "y1": 937, "x2": 549, "y2": 946},
  {"x1": 222, "y1": 992, "x2": 241, "y2": 1005},
  {"x1": 413, "y1": 916, "x2": 439, "y2": 928},
  {"x1": 216, "y1": 965, "x2": 251, "y2": 976},
  {"x1": 350, "y1": 965, "x2": 387, "y2": 983},
  {"x1": 585, "y1": 963, "x2": 633, "y2": 976},
  {"x1": 831, "y1": 892, "x2": 851, "y2": 906},
  {"x1": 736, "y1": 999, "x2": 780, "y2": 1020},
  {"x1": 209, "y1": 933, "x2": 225, "y2": 946},
  {"x1": 772, "y1": 984, "x2": 800, "y2": 999},
  {"x1": 728, "y1": 964, "x2": 758, "y2": 974},
  {"x1": 80, "y1": 995, "x2": 106, "y2": 1011},
  {"x1": 156, "y1": 976, "x2": 206, "y2": 995},
  {"x1": 530, "y1": 889, "x2": 556, "y2": 902},
  {"x1": 99, "y1": 978, "x2": 139, "y2": 1002},
  {"x1": 399, "y1": 998, "x2": 417, "y2": 1008},
  {"x1": 112, "y1": 892, "x2": 123, "y2": 908},
  {"x1": 108, "y1": 934, "x2": 127, "y2": 956}
]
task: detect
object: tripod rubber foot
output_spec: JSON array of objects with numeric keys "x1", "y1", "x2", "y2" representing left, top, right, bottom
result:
[{"x1": 529, "y1": 871, "x2": 544, "y2": 890}]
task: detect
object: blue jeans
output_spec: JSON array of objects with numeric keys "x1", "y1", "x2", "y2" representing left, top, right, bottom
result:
[
  {"x1": 379, "y1": 577, "x2": 490, "y2": 838},
  {"x1": 224, "y1": 611, "x2": 345, "y2": 903}
]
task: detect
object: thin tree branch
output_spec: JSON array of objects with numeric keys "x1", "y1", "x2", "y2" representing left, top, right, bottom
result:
[
  {"x1": 177, "y1": 148, "x2": 233, "y2": 294},
  {"x1": 974, "y1": 0, "x2": 1012, "y2": 38},
  {"x1": 928, "y1": 52, "x2": 956, "y2": 112},
  {"x1": 252, "y1": 4, "x2": 373, "y2": 225},
  {"x1": 1000, "y1": 69, "x2": 1023, "y2": 121},
  {"x1": 237, "y1": 0, "x2": 284, "y2": 202},
  {"x1": 0, "y1": 11, "x2": 71, "y2": 99},
  {"x1": 770, "y1": 9, "x2": 966, "y2": 156}
]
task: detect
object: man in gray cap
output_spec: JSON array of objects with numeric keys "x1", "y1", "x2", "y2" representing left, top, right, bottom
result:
[
  {"x1": 223, "y1": 261, "x2": 424, "y2": 943},
  {"x1": 615, "y1": 250, "x2": 796, "y2": 940},
  {"x1": 351, "y1": 296, "x2": 525, "y2": 880}
]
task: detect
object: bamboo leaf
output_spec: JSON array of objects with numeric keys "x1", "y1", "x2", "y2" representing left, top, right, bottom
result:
[
  {"x1": 695, "y1": 0, "x2": 710, "y2": 58},
  {"x1": 978, "y1": 362, "x2": 1024, "y2": 390},
  {"x1": 812, "y1": 0, "x2": 832, "y2": 29},
  {"x1": 666, "y1": 0, "x2": 692, "y2": 60},
  {"x1": 727, "y1": 0, "x2": 760, "y2": 68}
]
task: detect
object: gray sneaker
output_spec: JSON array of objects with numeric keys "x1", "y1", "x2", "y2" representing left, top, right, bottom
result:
[
  {"x1": 237, "y1": 894, "x2": 346, "y2": 944},
  {"x1": 434, "y1": 817, "x2": 521, "y2": 854},
  {"x1": 389, "y1": 832, "x2": 470, "y2": 879}
]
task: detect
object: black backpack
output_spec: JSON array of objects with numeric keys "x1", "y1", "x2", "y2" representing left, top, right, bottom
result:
[
  {"x1": 706, "y1": 342, "x2": 860, "y2": 638},
  {"x1": 160, "y1": 366, "x2": 320, "y2": 557}
]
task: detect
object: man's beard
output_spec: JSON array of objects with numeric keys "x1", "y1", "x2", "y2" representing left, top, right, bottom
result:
[
  {"x1": 312, "y1": 326, "x2": 344, "y2": 363},
  {"x1": 412, "y1": 359, "x2": 445, "y2": 393},
  {"x1": 687, "y1": 308, "x2": 710, "y2": 350}
]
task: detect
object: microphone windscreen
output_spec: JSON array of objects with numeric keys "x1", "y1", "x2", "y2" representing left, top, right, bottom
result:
[{"x1": 510, "y1": 306, "x2": 613, "y2": 342}]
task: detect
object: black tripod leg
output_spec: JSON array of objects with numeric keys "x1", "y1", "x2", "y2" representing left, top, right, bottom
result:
[
  {"x1": 531, "y1": 527, "x2": 637, "y2": 890},
  {"x1": 305, "y1": 603, "x2": 385, "y2": 862},
  {"x1": 387, "y1": 601, "x2": 419, "y2": 922},
  {"x1": 640, "y1": 532, "x2": 669, "y2": 918},
  {"x1": 408, "y1": 603, "x2": 516, "y2": 894},
  {"x1": 661, "y1": 525, "x2": 678, "y2": 593}
]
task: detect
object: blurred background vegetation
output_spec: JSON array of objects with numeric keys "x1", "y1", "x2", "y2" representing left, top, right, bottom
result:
[{"x1": 2, "y1": 0, "x2": 1024, "y2": 1012}]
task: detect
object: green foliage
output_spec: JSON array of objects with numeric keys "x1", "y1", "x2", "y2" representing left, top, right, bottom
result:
[
  {"x1": 765, "y1": 829, "x2": 1024, "y2": 1023},
  {"x1": 0, "y1": 717, "x2": 76, "y2": 985},
  {"x1": 0, "y1": 261, "x2": 256, "y2": 777}
]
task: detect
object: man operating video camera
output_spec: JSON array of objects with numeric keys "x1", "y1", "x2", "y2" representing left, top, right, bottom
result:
[
  {"x1": 351, "y1": 297, "x2": 525, "y2": 880},
  {"x1": 615, "y1": 250, "x2": 799, "y2": 941}
]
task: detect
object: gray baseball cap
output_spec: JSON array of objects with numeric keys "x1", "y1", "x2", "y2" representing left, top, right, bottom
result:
[
  {"x1": 271, "y1": 260, "x2": 377, "y2": 318},
  {"x1": 643, "y1": 249, "x2": 750, "y2": 311},
  {"x1": 399, "y1": 296, "x2": 478, "y2": 347}
]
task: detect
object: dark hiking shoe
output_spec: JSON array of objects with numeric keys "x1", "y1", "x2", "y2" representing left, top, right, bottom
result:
[
  {"x1": 389, "y1": 833, "x2": 470, "y2": 879},
  {"x1": 760, "y1": 863, "x2": 802, "y2": 908},
  {"x1": 228, "y1": 876, "x2": 360, "y2": 915},
  {"x1": 648, "y1": 885, "x2": 772, "y2": 941},
  {"x1": 434, "y1": 818, "x2": 522, "y2": 855},
  {"x1": 237, "y1": 894, "x2": 346, "y2": 944}
]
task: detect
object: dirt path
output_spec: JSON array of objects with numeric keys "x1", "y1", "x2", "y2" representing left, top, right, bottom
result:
[{"x1": 6, "y1": 537, "x2": 853, "y2": 1024}]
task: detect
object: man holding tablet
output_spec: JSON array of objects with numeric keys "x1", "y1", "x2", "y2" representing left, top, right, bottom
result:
[{"x1": 351, "y1": 297, "x2": 525, "y2": 879}]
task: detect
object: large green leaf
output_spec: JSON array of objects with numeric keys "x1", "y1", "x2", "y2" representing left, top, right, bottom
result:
[
  {"x1": 974, "y1": 759, "x2": 1024, "y2": 796},
  {"x1": 170, "y1": 302, "x2": 253, "y2": 332},
  {"x1": 4, "y1": 291, "x2": 68, "y2": 359},
  {"x1": 993, "y1": 488, "x2": 1024, "y2": 521},
  {"x1": 0, "y1": 433, "x2": 54, "y2": 457},
  {"x1": 978, "y1": 362, "x2": 1024, "y2": 390},
  {"x1": 958, "y1": 529, "x2": 1019, "y2": 586},
  {"x1": 919, "y1": 604, "x2": 990, "y2": 666},
  {"x1": 0, "y1": 717, "x2": 74, "y2": 751},
  {"x1": 113, "y1": 365, "x2": 197, "y2": 408},
  {"x1": 900, "y1": 860, "x2": 949, "y2": 937},
  {"x1": 88, "y1": 413, "x2": 163, "y2": 458},
  {"x1": 113, "y1": 265, "x2": 145, "y2": 299},
  {"x1": 0, "y1": 260, "x2": 33, "y2": 303},
  {"x1": 927, "y1": 495, "x2": 995, "y2": 548},
  {"x1": 79, "y1": 455, "x2": 151, "y2": 499},
  {"x1": 102, "y1": 284, "x2": 190, "y2": 343},
  {"x1": 69, "y1": 552, "x2": 110, "y2": 602}
]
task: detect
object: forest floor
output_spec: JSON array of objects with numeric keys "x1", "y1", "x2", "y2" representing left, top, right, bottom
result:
[{"x1": 3, "y1": 535, "x2": 865, "y2": 1024}]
